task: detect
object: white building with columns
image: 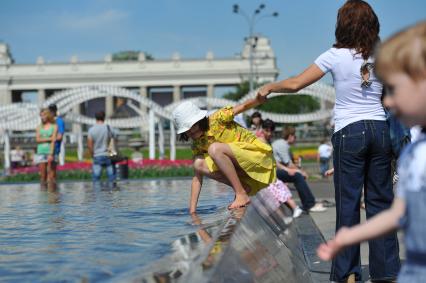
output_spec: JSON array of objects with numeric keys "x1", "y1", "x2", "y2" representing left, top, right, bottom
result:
[{"x1": 0, "y1": 37, "x2": 278, "y2": 119}]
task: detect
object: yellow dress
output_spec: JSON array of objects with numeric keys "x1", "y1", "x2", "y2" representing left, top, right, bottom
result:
[{"x1": 192, "y1": 106, "x2": 276, "y2": 195}]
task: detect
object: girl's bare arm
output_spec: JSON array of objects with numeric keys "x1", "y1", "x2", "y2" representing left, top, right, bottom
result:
[
  {"x1": 36, "y1": 126, "x2": 56, "y2": 143},
  {"x1": 189, "y1": 171, "x2": 203, "y2": 214},
  {"x1": 232, "y1": 95, "x2": 265, "y2": 116}
]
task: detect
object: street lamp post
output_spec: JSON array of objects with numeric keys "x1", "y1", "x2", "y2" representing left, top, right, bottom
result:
[{"x1": 233, "y1": 4, "x2": 278, "y2": 95}]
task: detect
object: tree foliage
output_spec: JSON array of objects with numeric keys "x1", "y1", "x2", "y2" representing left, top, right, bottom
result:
[{"x1": 112, "y1": 51, "x2": 154, "y2": 61}]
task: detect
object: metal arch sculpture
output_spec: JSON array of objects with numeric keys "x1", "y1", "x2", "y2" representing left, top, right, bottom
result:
[
  {"x1": 43, "y1": 85, "x2": 171, "y2": 129},
  {"x1": 165, "y1": 82, "x2": 335, "y2": 124},
  {"x1": 0, "y1": 103, "x2": 40, "y2": 131},
  {"x1": 0, "y1": 82, "x2": 335, "y2": 131},
  {"x1": 0, "y1": 83, "x2": 335, "y2": 169}
]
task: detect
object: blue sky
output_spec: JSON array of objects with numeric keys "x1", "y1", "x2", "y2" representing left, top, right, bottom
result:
[{"x1": 1, "y1": 0, "x2": 425, "y2": 82}]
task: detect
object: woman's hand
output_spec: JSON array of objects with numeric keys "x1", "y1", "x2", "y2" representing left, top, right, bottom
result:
[
  {"x1": 47, "y1": 154, "x2": 54, "y2": 163},
  {"x1": 256, "y1": 84, "x2": 272, "y2": 103}
]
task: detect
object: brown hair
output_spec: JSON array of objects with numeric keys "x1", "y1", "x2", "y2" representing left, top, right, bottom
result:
[
  {"x1": 376, "y1": 21, "x2": 426, "y2": 82},
  {"x1": 334, "y1": 0, "x2": 380, "y2": 59},
  {"x1": 283, "y1": 126, "x2": 296, "y2": 140}
]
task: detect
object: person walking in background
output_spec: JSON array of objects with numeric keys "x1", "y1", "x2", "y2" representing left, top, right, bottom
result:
[
  {"x1": 271, "y1": 126, "x2": 326, "y2": 213},
  {"x1": 258, "y1": 1, "x2": 400, "y2": 281},
  {"x1": 48, "y1": 104, "x2": 65, "y2": 180},
  {"x1": 318, "y1": 21, "x2": 426, "y2": 283},
  {"x1": 260, "y1": 119, "x2": 304, "y2": 218},
  {"x1": 87, "y1": 111, "x2": 116, "y2": 183},
  {"x1": 317, "y1": 139, "x2": 332, "y2": 177},
  {"x1": 35, "y1": 108, "x2": 57, "y2": 184}
]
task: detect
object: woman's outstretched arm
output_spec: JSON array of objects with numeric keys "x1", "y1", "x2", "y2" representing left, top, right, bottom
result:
[{"x1": 258, "y1": 64, "x2": 325, "y2": 97}]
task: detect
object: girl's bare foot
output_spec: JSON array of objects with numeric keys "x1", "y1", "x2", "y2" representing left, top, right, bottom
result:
[{"x1": 228, "y1": 193, "x2": 251, "y2": 209}]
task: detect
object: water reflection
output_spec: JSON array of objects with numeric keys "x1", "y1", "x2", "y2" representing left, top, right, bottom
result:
[
  {"x1": 40, "y1": 182, "x2": 61, "y2": 204},
  {"x1": 0, "y1": 179, "x2": 233, "y2": 282}
]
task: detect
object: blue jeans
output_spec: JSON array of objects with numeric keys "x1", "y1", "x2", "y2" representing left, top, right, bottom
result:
[
  {"x1": 331, "y1": 120, "x2": 400, "y2": 281},
  {"x1": 92, "y1": 156, "x2": 115, "y2": 183},
  {"x1": 319, "y1": 157, "x2": 330, "y2": 176},
  {"x1": 276, "y1": 169, "x2": 316, "y2": 211}
]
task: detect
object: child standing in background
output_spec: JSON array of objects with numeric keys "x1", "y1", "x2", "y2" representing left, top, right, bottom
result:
[
  {"x1": 172, "y1": 93, "x2": 276, "y2": 213},
  {"x1": 317, "y1": 22, "x2": 426, "y2": 283},
  {"x1": 249, "y1": 111, "x2": 264, "y2": 138},
  {"x1": 35, "y1": 108, "x2": 58, "y2": 184},
  {"x1": 260, "y1": 119, "x2": 303, "y2": 218}
]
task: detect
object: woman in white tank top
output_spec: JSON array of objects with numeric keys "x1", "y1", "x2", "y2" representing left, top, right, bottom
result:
[{"x1": 258, "y1": 1, "x2": 400, "y2": 281}]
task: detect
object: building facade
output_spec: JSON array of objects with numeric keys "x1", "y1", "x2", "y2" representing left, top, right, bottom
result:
[{"x1": 0, "y1": 37, "x2": 279, "y2": 119}]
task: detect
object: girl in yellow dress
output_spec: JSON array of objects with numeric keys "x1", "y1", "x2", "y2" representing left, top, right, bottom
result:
[{"x1": 172, "y1": 94, "x2": 276, "y2": 213}]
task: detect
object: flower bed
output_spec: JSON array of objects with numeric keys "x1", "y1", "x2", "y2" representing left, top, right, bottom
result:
[{"x1": 2, "y1": 160, "x2": 194, "y2": 183}]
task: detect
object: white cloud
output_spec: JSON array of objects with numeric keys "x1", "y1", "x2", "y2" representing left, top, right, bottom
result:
[{"x1": 60, "y1": 9, "x2": 127, "y2": 30}]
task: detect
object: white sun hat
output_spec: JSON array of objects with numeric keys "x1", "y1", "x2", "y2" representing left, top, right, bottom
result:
[{"x1": 172, "y1": 101, "x2": 208, "y2": 134}]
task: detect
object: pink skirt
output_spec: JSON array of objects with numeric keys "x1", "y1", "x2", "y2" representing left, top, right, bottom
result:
[{"x1": 258, "y1": 180, "x2": 292, "y2": 210}]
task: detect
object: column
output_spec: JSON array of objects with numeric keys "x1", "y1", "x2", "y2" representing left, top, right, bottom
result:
[
  {"x1": 170, "y1": 120, "x2": 176, "y2": 161},
  {"x1": 206, "y1": 84, "x2": 214, "y2": 110},
  {"x1": 158, "y1": 119, "x2": 164, "y2": 160},
  {"x1": 72, "y1": 105, "x2": 82, "y2": 135},
  {"x1": 105, "y1": 96, "x2": 114, "y2": 118},
  {"x1": 37, "y1": 89, "x2": 46, "y2": 107},
  {"x1": 139, "y1": 86, "x2": 148, "y2": 135},
  {"x1": 77, "y1": 130, "x2": 84, "y2": 161},
  {"x1": 148, "y1": 109, "x2": 155, "y2": 160},
  {"x1": 0, "y1": 88, "x2": 11, "y2": 105},
  {"x1": 139, "y1": 86, "x2": 147, "y2": 113},
  {"x1": 207, "y1": 84, "x2": 214, "y2": 98},
  {"x1": 3, "y1": 130, "x2": 10, "y2": 174},
  {"x1": 173, "y1": 85, "x2": 181, "y2": 102}
]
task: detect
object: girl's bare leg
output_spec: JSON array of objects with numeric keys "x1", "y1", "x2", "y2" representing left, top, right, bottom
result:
[
  {"x1": 49, "y1": 160, "x2": 57, "y2": 182},
  {"x1": 208, "y1": 143, "x2": 251, "y2": 209},
  {"x1": 194, "y1": 156, "x2": 253, "y2": 205},
  {"x1": 39, "y1": 163, "x2": 47, "y2": 183},
  {"x1": 194, "y1": 158, "x2": 252, "y2": 192},
  {"x1": 286, "y1": 198, "x2": 297, "y2": 210},
  {"x1": 47, "y1": 161, "x2": 56, "y2": 183},
  {"x1": 194, "y1": 158, "x2": 231, "y2": 186}
]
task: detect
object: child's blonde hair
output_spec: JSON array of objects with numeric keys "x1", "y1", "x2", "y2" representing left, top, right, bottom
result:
[
  {"x1": 376, "y1": 21, "x2": 426, "y2": 81},
  {"x1": 40, "y1": 108, "x2": 54, "y2": 124}
]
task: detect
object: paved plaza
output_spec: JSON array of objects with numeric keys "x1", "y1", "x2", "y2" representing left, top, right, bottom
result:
[{"x1": 292, "y1": 180, "x2": 405, "y2": 282}]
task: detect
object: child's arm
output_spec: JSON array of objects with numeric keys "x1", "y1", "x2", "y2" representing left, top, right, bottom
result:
[
  {"x1": 189, "y1": 172, "x2": 203, "y2": 214},
  {"x1": 232, "y1": 92, "x2": 269, "y2": 116},
  {"x1": 35, "y1": 126, "x2": 54, "y2": 143},
  {"x1": 317, "y1": 197, "x2": 405, "y2": 261},
  {"x1": 325, "y1": 168, "x2": 334, "y2": 176}
]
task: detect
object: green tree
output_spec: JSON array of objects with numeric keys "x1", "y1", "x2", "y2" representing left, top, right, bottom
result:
[
  {"x1": 112, "y1": 51, "x2": 154, "y2": 61},
  {"x1": 223, "y1": 81, "x2": 320, "y2": 114}
]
